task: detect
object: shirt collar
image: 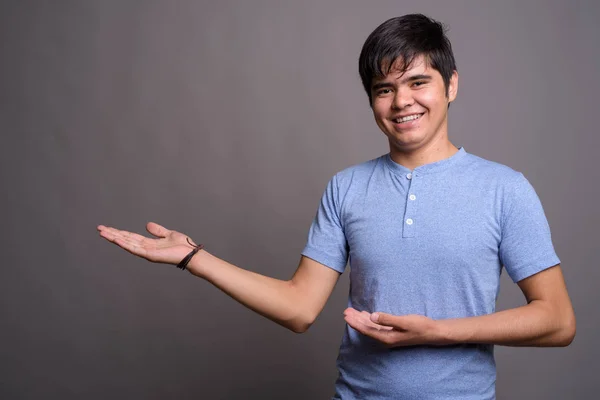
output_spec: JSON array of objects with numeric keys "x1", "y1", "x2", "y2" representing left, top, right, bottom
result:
[{"x1": 384, "y1": 147, "x2": 468, "y2": 176}]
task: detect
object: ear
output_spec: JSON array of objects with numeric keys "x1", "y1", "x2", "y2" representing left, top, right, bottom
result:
[{"x1": 447, "y1": 70, "x2": 459, "y2": 102}]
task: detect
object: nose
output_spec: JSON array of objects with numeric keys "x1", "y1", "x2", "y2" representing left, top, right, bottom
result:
[{"x1": 392, "y1": 88, "x2": 413, "y2": 110}]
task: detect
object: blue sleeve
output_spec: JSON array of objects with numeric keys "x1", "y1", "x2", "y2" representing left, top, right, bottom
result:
[
  {"x1": 301, "y1": 174, "x2": 349, "y2": 273},
  {"x1": 499, "y1": 173, "x2": 561, "y2": 282}
]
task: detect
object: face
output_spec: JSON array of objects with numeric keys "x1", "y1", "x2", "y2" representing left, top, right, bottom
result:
[{"x1": 370, "y1": 55, "x2": 458, "y2": 154}]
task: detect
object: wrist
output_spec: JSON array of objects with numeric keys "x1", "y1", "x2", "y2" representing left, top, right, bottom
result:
[
  {"x1": 434, "y1": 318, "x2": 470, "y2": 345},
  {"x1": 175, "y1": 237, "x2": 205, "y2": 272},
  {"x1": 433, "y1": 319, "x2": 458, "y2": 346},
  {"x1": 186, "y1": 249, "x2": 211, "y2": 278}
]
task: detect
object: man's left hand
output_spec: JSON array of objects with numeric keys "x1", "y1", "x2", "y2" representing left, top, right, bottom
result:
[{"x1": 343, "y1": 307, "x2": 447, "y2": 347}]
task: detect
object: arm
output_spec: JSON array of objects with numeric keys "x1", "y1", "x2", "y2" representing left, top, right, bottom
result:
[
  {"x1": 188, "y1": 251, "x2": 340, "y2": 333},
  {"x1": 437, "y1": 264, "x2": 576, "y2": 346},
  {"x1": 98, "y1": 222, "x2": 341, "y2": 333},
  {"x1": 344, "y1": 264, "x2": 576, "y2": 347}
]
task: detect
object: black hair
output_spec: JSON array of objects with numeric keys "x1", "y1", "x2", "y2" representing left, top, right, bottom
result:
[{"x1": 358, "y1": 14, "x2": 457, "y2": 105}]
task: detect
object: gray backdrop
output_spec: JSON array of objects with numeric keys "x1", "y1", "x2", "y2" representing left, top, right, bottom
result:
[{"x1": 1, "y1": 0, "x2": 598, "y2": 399}]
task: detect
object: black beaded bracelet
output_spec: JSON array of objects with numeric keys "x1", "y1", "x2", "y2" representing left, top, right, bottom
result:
[{"x1": 176, "y1": 237, "x2": 204, "y2": 271}]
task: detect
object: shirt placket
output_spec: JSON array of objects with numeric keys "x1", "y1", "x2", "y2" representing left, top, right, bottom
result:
[{"x1": 402, "y1": 172, "x2": 419, "y2": 238}]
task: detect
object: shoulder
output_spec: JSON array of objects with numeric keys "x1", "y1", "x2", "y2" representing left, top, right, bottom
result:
[
  {"x1": 463, "y1": 152, "x2": 524, "y2": 182},
  {"x1": 332, "y1": 155, "x2": 387, "y2": 186},
  {"x1": 461, "y1": 152, "x2": 546, "y2": 220},
  {"x1": 320, "y1": 155, "x2": 387, "y2": 205},
  {"x1": 460, "y1": 152, "x2": 530, "y2": 194}
]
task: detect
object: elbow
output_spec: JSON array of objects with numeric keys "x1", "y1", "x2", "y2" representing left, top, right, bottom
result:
[
  {"x1": 557, "y1": 315, "x2": 576, "y2": 347},
  {"x1": 287, "y1": 311, "x2": 318, "y2": 334},
  {"x1": 289, "y1": 321, "x2": 311, "y2": 334},
  {"x1": 288, "y1": 316, "x2": 316, "y2": 334},
  {"x1": 550, "y1": 311, "x2": 576, "y2": 347}
]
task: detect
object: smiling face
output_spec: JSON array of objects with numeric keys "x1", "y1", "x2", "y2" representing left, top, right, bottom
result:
[{"x1": 370, "y1": 55, "x2": 458, "y2": 155}]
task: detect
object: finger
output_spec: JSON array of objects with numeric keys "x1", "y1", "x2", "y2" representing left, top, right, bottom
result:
[
  {"x1": 98, "y1": 228, "x2": 118, "y2": 242},
  {"x1": 97, "y1": 225, "x2": 115, "y2": 236},
  {"x1": 97, "y1": 225, "x2": 119, "y2": 232},
  {"x1": 99, "y1": 227, "x2": 144, "y2": 246},
  {"x1": 343, "y1": 308, "x2": 365, "y2": 322},
  {"x1": 345, "y1": 313, "x2": 393, "y2": 342},
  {"x1": 345, "y1": 308, "x2": 392, "y2": 330},
  {"x1": 345, "y1": 309, "x2": 392, "y2": 332},
  {"x1": 112, "y1": 236, "x2": 150, "y2": 259},
  {"x1": 99, "y1": 228, "x2": 143, "y2": 249},
  {"x1": 119, "y1": 230, "x2": 149, "y2": 244},
  {"x1": 371, "y1": 312, "x2": 403, "y2": 329},
  {"x1": 146, "y1": 222, "x2": 171, "y2": 238},
  {"x1": 360, "y1": 311, "x2": 384, "y2": 329},
  {"x1": 100, "y1": 229, "x2": 132, "y2": 246},
  {"x1": 346, "y1": 308, "x2": 393, "y2": 330},
  {"x1": 98, "y1": 226, "x2": 128, "y2": 240},
  {"x1": 344, "y1": 311, "x2": 369, "y2": 332}
]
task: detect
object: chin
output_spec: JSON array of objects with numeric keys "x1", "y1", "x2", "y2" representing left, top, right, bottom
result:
[
  {"x1": 391, "y1": 135, "x2": 433, "y2": 151},
  {"x1": 388, "y1": 132, "x2": 425, "y2": 146}
]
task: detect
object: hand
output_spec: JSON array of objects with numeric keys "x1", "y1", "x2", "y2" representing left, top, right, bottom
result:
[
  {"x1": 97, "y1": 222, "x2": 199, "y2": 266},
  {"x1": 343, "y1": 307, "x2": 446, "y2": 347}
]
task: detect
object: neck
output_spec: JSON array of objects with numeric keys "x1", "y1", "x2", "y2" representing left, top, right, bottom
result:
[{"x1": 389, "y1": 137, "x2": 458, "y2": 170}]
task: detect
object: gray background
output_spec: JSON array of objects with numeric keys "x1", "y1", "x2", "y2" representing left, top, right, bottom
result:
[{"x1": 1, "y1": 0, "x2": 598, "y2": 399}]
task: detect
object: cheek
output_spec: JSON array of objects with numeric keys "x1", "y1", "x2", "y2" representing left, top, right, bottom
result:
[
  {"x1": 371, "y1": 104, "x2": 388, "y2": 122},
  {"x1": 416, "y1": 90, "x2": 445, "y2": 110}
]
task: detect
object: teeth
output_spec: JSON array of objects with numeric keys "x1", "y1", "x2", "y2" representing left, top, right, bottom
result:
[{"x1": 395, "y1": 114, "x2": 422, "y2": 123}]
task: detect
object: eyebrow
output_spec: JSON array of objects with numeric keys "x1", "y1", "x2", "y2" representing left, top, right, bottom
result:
[
  {"x1": 404, "y1": 74, "x2": 432, "y2": 83},
  {"x1": 371, "y1": 74, "x2": 433, "y2": 91}
]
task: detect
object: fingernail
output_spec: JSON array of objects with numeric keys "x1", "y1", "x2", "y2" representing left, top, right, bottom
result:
[{"x1": 371, "y1": 313, "x2": 380, "y2": 322}]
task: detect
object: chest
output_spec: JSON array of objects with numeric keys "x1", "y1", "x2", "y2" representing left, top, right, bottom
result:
[{"x1": 341, "y1": 175, "x2": 503, "y2": 270}]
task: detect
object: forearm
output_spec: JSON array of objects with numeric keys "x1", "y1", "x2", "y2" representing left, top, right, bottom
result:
[
  {"x1": 438, "y1": 300, "x2": 576, "y2": 347},
  {"x1": 187, "y1": 250, "x2": 310, "y2": 333}
]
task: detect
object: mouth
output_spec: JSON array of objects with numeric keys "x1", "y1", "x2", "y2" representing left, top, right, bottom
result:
[{"x1": 391, "y1": 113, "x2": 424, "y2": 124}]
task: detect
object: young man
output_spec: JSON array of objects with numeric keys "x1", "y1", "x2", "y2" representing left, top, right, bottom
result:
[{"x1": 98, "y1": 14, "x2": 575, "y2": 399}]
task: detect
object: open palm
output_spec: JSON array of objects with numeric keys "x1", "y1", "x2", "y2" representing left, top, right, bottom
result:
[{"x1": 97, "y1": 222, "x2": 197, "y2": 265}]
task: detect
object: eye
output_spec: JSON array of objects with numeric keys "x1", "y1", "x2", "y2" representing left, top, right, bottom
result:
[
  {"x1": 412, "y1": 81, "x2": 426, "y2": 87},
  {"x1": 376, "y1": 88, "x2": 392, "y2": 96}
]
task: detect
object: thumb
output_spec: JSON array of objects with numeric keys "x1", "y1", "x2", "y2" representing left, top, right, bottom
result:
[
  {"x1": 146, "y1": 222, "x2": 170, "y2": 238},
  {"x1": 371, "y1": 312, "x2": 398, "y2": 327}
]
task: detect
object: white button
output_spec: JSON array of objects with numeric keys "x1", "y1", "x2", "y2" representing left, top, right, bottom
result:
[
  {"x1": 406, "y1": 173, "x2": 412, "y2": 180},
  {"x1": 409, "y1": 194, "x2": 416, "y2": 201},
  {"x1": 406, "y1": 218, "x2": 413, "y2": 225}
]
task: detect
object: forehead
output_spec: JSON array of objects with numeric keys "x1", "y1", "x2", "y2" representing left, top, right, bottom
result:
[{"x1": 373, "y1": 54, "x2": 434, "y2": 83}]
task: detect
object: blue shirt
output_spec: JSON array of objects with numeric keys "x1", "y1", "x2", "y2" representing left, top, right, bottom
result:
[{"x1": 302, "y1": 148, "x2": 560, "y2": 399}]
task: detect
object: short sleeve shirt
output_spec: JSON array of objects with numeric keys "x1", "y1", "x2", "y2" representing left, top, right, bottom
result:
[{"x1": 302, "y1": 148, "x2": 560, "y2": 400}]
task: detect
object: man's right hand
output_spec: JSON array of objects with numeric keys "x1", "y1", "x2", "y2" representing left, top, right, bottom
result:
[
  {"x1": 97, "y1": 222, "x2": 341, "y2": 333},
  {"x1": 97, "y1": 222, "x2": 198, "y2": 266}
]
